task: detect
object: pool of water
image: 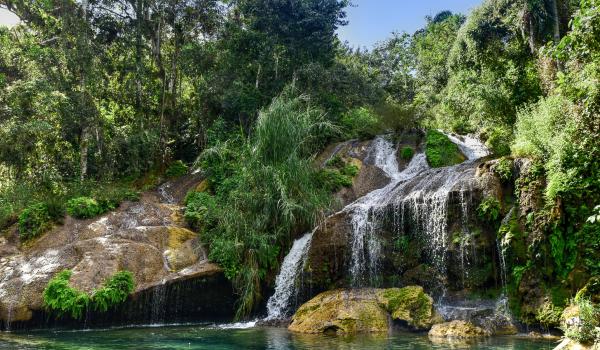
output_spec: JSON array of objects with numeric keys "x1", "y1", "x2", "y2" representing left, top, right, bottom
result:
[{"x1": 0, "y1": 325, "x2": 558, "y2": 350}]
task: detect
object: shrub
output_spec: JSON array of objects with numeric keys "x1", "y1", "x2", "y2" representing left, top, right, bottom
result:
[
  {"x1": 562, "y1": 298, "x2": 600, "y2": 344},
  {"x1": 425, "y1": 130, "x2": 465, "y2": 168},
  {"x1": 340, "y1": 164, "x2": 359, "y2": 177},
  {"x1": 494, "y1": 157, "x2": 513, "y2": 182},
  {"x1": 93, "y1": 271, "x2": 135, "y2": 312},
  {"x1": 165, "y1": 160, "x2": 189, "y2": 178},
  {"x1": 184, "y1": 191, "x2": 218, "y2": 232},
  {"x1": 536, "y1": 301, "x2": 563, "y2": 328},
  {"x1": 325, "y1": 155, "x2": 345, "y2": 169},
  {"x1": 483, "y1": 127, "x2": 511, "y2": 156},
  {"x1": 43, "y1": 270, "x2": 135, "y2": 318},
  {"x1": 401, "y1": 147, "x2": 414, "y2": 160},
  {"x1": 18, "y1": 203, "x2": 53, "y2": 240},
  {"x1": 316, "y1": 169, "x2": 353, "y2": 192},
  {"x1": 43, "y1": 270, "x2": 91, "y2": 319},
  {"x1": 66, "y1": 197, "x2": 103, "y2": 219},
  {"x1": 477, "y1": 197, "x2": 501, "y2": 222},
  {"x1": 194, "y1": 94, "x2": 332, "y2": 319},
  {"x1": 341, "y1": 107, "x2": 380, "y2": 140}
]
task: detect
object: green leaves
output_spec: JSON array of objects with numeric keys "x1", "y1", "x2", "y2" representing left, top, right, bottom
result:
[
  {"x1": 43, "y1": 270, "x2": 135, "y2": 319},
  {"x1": 424, "y1": 130, "x2": 465, "y2": 168}
]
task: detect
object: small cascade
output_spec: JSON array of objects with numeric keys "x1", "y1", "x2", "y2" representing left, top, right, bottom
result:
[
  {"x1": 150, "y1": 280, "x2": 168, "y2": 325},
  {"x1": 497, "y1": 207, "x2": 515, "y2": 293},
  {"x1": 158, "y1": 182, "x2": 176, "y2": 204},
  {"x1": 345, "y1": 141, "x2": 430, "y2": 287},
  {"x1": 265, "y1": 232, "x2": 314, "y2": 321}
]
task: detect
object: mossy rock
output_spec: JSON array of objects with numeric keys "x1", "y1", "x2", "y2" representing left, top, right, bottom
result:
[
  {"x1": 375, "y1": 286, "x2": 442, "y2": 330},
  {"x1": 425, "y1": 130, "x2": 466, "y2": 168},
  {"x1": 429, "y1": 320, "x2": 489, "y2": 338},
  {"x1": 164, "y1": 227, "x2": 199, "y2": 271},
  {"x1": 288, "y1": 289, "x2": 390, "y2": 334}
]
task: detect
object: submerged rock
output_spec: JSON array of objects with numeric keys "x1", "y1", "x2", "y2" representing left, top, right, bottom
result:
[
  {"x1": 288, "y1": 287, "x2": 441, "y2": 334},
  {"x1": 428, "y1": 320, "x2": 489, "y2": 338}
]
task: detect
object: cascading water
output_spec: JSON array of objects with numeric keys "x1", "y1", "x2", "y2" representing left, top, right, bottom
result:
[
  {"x1": 265, "y1": 232, "x2": 314, "y2": 320},
  {"x1": 264, "y1": 133, "x2": 492, "y2": 321},
  {"x1": 345, "y1": 138, "x2": 430, "y2": 287}
]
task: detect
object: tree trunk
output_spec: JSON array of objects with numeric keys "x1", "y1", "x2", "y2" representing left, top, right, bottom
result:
[
  {"x1": 80, "y1": 127, "x2": 89, "y2": 181},
  {"x1": 550, "y1": 0, "x2": 561, "y2": 43}
]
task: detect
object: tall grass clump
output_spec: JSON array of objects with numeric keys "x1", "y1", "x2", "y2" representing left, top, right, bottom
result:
[{"x1": 191, "y1": 94, "x2": 332, "y2": 319}]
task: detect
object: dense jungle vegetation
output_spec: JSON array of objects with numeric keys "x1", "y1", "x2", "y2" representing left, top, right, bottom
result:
[{"x1": 0, "y1": 0, "x2": 598, "y2": 330}]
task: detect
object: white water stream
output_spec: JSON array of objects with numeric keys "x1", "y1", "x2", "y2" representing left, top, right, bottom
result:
[{"x1": 265, "y1": 133, "x2": 490, "y2": 321}]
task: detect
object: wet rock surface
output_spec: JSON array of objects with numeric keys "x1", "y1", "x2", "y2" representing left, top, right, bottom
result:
[
  {"x1": 428, "y1": 320, "x2": 489, "y2": 338},
  {"x1": 0, "y1": 174, "x2": 235, "y2": 330},
  {"x1": 288, "y1": 287, "x2": 441, "y2": 334}
]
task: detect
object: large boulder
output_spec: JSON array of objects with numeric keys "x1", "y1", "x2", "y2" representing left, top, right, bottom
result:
[
  {"x1": 288, "y1": 289, "x2": 389, "y2": 334},
  {"x1": 288, "y1": 287, "x2": 441, "y2": 334},
  {"x1": 375, "y1": 286, "x2": 442, "y2": 330},
  {"x1": 0, "y1": 175, "x2": 235, "y2": 329},
  {"x1": 429, "y1": 320, "x2": 489, "y2": 338}
]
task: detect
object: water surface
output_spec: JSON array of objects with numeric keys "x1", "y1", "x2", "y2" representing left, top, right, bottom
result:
[{"x1": 0, "y1": 325, "x2": 558, "y2": 350}]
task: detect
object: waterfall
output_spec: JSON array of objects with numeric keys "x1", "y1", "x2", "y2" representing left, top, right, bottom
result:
[
  {"x1": 345, "y1": 139, "x2": 430, "y2": 287},
  {"x1": 264, "y1": 133, "x2": 490, "y2": 321},
  {"x1": 265, "y1": 232, "x2": 314, "y2": 320}
]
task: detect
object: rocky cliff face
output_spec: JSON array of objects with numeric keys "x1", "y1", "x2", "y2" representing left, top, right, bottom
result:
[
  {"x1": 303, "y1": 135, "x2": 501, "y2": 299},
  {"x1": 0, "y1": 175, "x2": 235, "y2": 330}
]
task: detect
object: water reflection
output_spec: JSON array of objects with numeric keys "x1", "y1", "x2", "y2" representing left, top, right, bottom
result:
[{"x1": 0, "y1": 325, "x2": 557, "y2": 350}]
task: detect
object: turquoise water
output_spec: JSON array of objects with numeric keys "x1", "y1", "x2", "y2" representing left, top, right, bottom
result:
[{"x1": 0, "y1": 325, "x2": 557, "y2": 350}]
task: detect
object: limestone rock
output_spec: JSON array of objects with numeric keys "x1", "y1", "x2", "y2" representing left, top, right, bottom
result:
[
  {"x1": 375, "y1": 286, "x2": 442, "y2": 330},
  {"x1": 0, "y1": 174, "x2": 233, "y2": 328},
  {"x1": 428, "y1": 320, "x2": 489, "y2": 338},
  {"x1": 288, "y1": 289, "x2": 389, "y2": 334}
]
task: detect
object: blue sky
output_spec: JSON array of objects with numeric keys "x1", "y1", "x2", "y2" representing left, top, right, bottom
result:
[{"x1": 338, "y1": 0, "x2": 483, "y2": 49}]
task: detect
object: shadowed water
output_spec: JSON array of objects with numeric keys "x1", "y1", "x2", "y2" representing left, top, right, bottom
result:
[{"x1": 0, "y1": 326, "x2": 557, "y2": 350}]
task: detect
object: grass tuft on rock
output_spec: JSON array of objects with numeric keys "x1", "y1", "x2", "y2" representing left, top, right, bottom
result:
[{"x1": 425, "y1": 130, "x2": 465, "y2": 168}]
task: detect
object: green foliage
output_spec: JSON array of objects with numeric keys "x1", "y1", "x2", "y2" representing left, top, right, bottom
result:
[
  {"x1": 400, "y1": 147, "x2": 414, "y2": 160},
  {"x1": 483, "y1": 127, "x2": 512, "y2": 157},
  {"x1": 316, "y1": 169, "x2": 353, "y2": 192},
  {"x1": 18, "y1": 202, "x2": 62, "y2": 240},
  {"x1": 477, "y1": 197, "x2": 501, "y2": 223},
  {"x1": 341, "y1": 164, "x2": 359, "y2": 177},
  {"x1": 184, "y1": 191, "x2": 218, "y2": 232},
  {"x1": 536, "y1": 301, "x2": 563, "y2": 328},
  {"x1": 562, "y1": 298, "x2": 600, "y2": 344},
  {"x1": 425, "y1": 130, "x2": 465, "y2": 168},
  {"x1": 66, "y1": 197, "x2": 103, "y2": 219},
  {"x1": 340, "y1": 107, "x2": 380, "y2": 140},
  {"x1": 43, "y1": 270, "x2": 91, "y2": 319},
  {"x1": 43, "y1": 270, "x2": 135, "y2": 319},
  {"x1": 165, "y1": 161, "x2": 189, "y2": 178},
  {"x1": 191, "y1": 95, "x2": 332, "y2": 318},
  {"x1": 494, "y1": 157, "x2": 513, "y2": 182},
  {"x1": 93, "y1": 271, "x2": 135, "y2": 312}
]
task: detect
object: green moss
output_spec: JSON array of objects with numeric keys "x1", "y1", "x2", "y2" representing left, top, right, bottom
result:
[
  {"x1": 401, "y1": 147, "x2": 414, "y2": 160},
  {"x1": 43, "y1": 269, "x2": 136, "y2": 319},
  {"x1": 376, "y1": 286, "x2": 434, "y2": 330},
  {"x1": 425, "y1": 130, "x2": 465, "y2": 168}
]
